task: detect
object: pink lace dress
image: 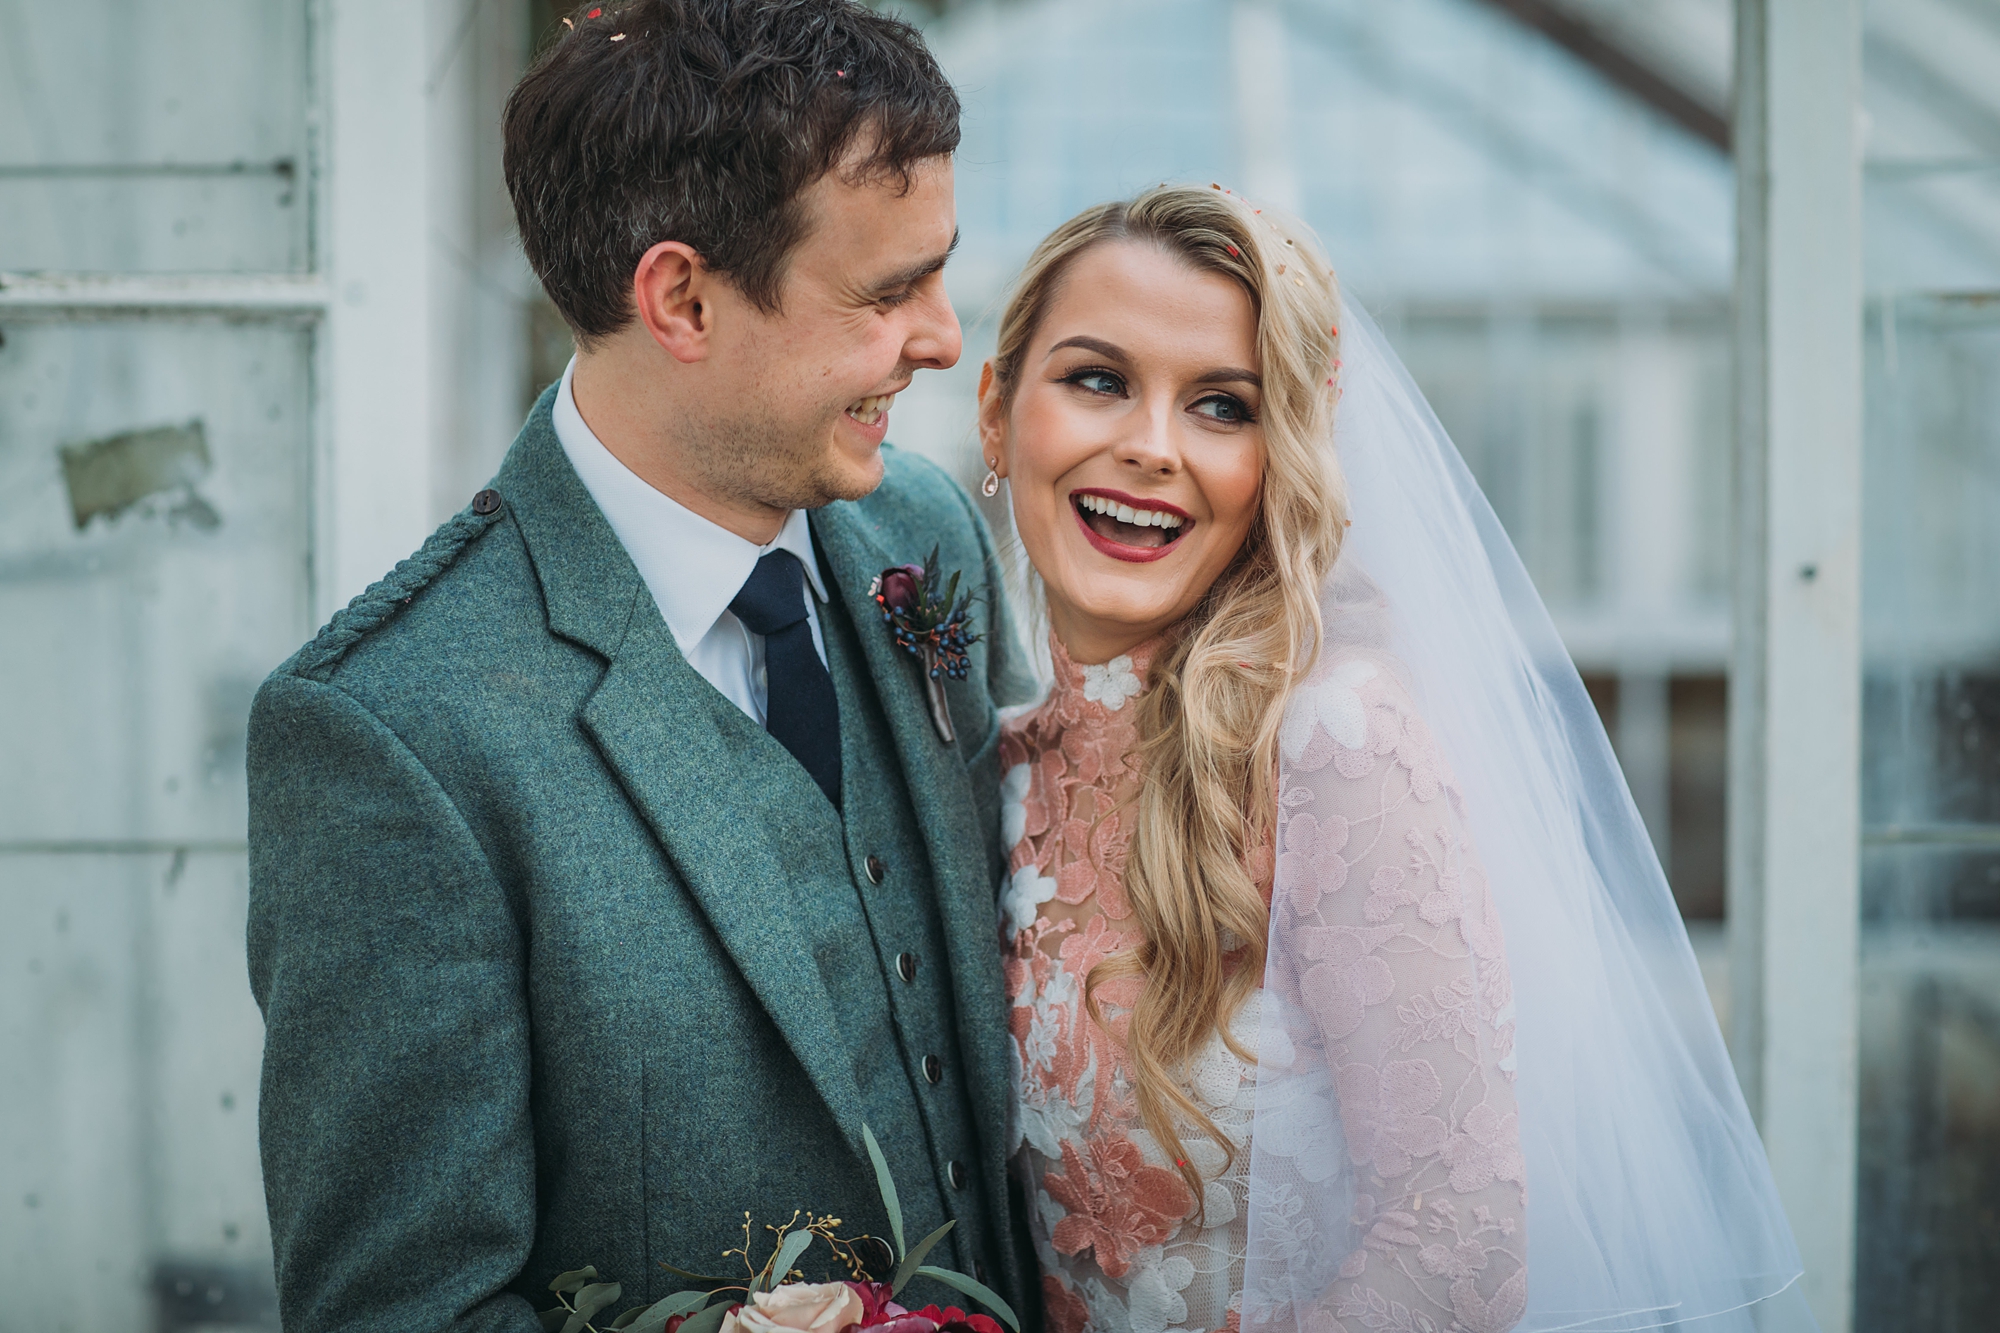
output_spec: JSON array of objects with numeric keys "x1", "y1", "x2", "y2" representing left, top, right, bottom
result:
[{"x1": 1000, "y1": 635, "x2": 1527, "y2": 1333}]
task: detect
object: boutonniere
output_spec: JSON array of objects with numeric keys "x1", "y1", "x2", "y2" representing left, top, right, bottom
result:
[{"x1": 870, "y1": 545, "x2": 981, "y2": 745}]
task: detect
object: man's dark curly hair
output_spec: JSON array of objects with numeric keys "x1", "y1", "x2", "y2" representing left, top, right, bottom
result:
[{"x1": 504, "y1": 0, "x2": 961, "y2": 342}]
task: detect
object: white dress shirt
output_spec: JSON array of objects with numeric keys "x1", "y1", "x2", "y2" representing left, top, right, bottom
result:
[{"x1": 552, "y1": 357, "x2": 829, "y2": 725}]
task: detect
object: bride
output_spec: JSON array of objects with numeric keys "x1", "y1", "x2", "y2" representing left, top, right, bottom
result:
[{"x1": 975, "y1": 186, "x2": 1814, "y2": 1333}]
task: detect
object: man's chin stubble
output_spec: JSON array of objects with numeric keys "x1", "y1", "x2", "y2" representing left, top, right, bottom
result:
[{"x1": 685, "y1": 414, "x2": 882, "y2": 514}]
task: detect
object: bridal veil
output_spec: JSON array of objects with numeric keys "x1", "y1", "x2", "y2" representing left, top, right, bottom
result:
[{"x1": 1244, "y1": 300, "x2": 1818, "y2": 1332}]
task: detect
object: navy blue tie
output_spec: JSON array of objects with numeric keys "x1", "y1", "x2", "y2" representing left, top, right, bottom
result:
[{"x1": 730, "y1": 551, "x2": 842, "y2": 807}]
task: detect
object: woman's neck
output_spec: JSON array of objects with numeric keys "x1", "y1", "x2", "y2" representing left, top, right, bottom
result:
[{"x1": 1046, "y1": 602, "x2": 1174, "y2": 666}]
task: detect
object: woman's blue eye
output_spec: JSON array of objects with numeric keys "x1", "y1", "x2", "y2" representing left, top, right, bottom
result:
[
  {"x1": 1065, "y1": 368, "x2": 1125, "y2": 396},
  {"x1": 1193, "y1": 393, "x2": 1254, "y2": 424}
]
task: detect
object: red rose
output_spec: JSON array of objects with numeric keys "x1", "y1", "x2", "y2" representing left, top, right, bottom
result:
[
  {"x1": 864, "y1": 1315, "x2": 940, "y2": 1333},
  {"x1": 843, "y1": 1281, "x2": 907, "y2": 1333},
  {"x1": 914, "y1": 1306, "x2": 1003, "y2": 1333},
  {"x1": 878, "y1": 565, "x2": 924, "y2": 612}
]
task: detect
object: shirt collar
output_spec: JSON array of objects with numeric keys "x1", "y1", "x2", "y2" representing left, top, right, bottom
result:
[{"x1": 551, "y1": 357, "x2": 828, "y2": 654}]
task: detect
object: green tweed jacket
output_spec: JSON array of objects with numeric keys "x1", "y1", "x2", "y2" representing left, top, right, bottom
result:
[{"x1": 247, "y1": 390, "x2": 1039, "y2": 1333}]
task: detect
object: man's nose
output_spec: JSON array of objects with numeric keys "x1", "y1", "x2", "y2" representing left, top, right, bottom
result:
[{"x1": 905, "y1": 283, "x2": 963, "y2": 371}]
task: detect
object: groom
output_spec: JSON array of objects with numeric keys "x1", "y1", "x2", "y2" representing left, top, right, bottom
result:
[{"x1": 246, "y1": 3, "x2": 1037, "y2": 1329}]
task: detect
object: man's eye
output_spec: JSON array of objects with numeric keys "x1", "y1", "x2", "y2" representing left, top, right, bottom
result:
[
  {"x1": 1062, "y1": 368, "x2": 1126, "y2": 396},
  {"x1": 1192, "y1": 393, "x2": 1255, "y2": 424},
  {"x1": 877, "y1": 288, "x2": 917, "y2": 310}
]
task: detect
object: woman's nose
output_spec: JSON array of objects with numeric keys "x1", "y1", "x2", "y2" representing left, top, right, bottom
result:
[{"x1": 1118, "y1": 403, "x2": 1182, "y2": 476}]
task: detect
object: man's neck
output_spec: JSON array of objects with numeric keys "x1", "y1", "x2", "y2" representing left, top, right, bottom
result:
[{"x1": 570, "y1": 351, "x2": 788, "y2": 546}]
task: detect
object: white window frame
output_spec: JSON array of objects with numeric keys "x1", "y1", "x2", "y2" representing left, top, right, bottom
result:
[
  {"x1": 1730, "y1": 2, "x2": 1864, "y2": 1330},
  {"x1": 0, "y1": 0, "x2": 438, "y2": 627}
]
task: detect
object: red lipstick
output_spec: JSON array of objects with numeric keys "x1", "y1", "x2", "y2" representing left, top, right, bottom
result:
[
  {"x1": 1069, "y1": 487, "x2": 1194, "y2": 522},
  {"x1": 1068, "y1": 488, "x2": 1194, "y2": 564}
]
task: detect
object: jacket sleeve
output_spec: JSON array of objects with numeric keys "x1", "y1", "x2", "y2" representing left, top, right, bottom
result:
[{"x1": 247, "y1": 672, "x2": 543, "y2": 1333}]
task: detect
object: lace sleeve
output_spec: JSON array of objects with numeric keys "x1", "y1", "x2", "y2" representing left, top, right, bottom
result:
[{"x1": 1260, "y1": 651, "x2": 1527, "y2": 1333}]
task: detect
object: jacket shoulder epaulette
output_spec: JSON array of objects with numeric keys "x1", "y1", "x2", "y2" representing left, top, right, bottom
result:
[{"x1": 290, "y1": 490, "x2": 508, "y2": 683}]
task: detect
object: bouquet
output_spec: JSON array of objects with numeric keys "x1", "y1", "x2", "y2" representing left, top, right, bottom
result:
[{"x1": 539, "y1": 1128, "x2": 1019, "y2": 1333}]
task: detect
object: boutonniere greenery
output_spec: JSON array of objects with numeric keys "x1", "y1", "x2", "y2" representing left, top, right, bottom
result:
[
  {"x1": 870, "y1": 546, "x2": 981, "y2": 745},
  {"x1": 538, "y1": 1127, "x2": 1017, "y2": 1333}
]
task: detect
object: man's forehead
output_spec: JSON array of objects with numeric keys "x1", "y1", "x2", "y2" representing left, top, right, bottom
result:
[{"x1": 791, "y1": 154, "x2": 957, "y2": 285}]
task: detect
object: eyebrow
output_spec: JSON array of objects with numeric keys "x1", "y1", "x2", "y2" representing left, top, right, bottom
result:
[
  {"x1": 1045, "y1": 335, "x2": 1262, "y2": 389},
  {"x1": 863, "y1": 228, "x2": 960, "y2": 299}
]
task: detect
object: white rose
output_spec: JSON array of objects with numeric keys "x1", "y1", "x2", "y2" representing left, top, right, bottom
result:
[{"x1": 720, "y1": 1283, "x2": 864, "y2": 1333}]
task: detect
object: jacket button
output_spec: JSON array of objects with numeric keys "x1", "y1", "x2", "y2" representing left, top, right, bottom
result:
[
  {"x1": 923, "y1": 1054, "x2": 943, "y2": 1084},
  {"x1": 471, "y1": 487, "x2": 502, "y2": 516},
  {"x1": 897, "y1": 952, "x2": 919, "y2": 983},
  {"x1": 865, "y1": 855, "x2": 885, "y2": 885},
  {"x1": 947, "y1": 1160, "x2": 967, "y2": 1190}
]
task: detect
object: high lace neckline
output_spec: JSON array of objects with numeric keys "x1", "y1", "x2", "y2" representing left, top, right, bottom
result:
[{"x1": 1043, "y1": 630, "x2": 1164, "y2": 717}]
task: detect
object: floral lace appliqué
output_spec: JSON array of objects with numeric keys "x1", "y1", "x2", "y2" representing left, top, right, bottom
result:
[
  {"x1": 1081, "y1": 654, "x2": 1144, "y2": 710},
  {"x1": 1001, "y1": 637, "x2": 1525, "y2": 1333}
]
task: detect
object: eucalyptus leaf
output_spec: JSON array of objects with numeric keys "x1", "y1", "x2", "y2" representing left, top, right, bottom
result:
[
  {"x1": 625, "y1": 1288, "x2": 715, "y2": 1333},
  {"x1": 678, "y1": 1297, "x2": 735, "y2": 1333},
  {"x1": 860, "y1": 1124, "x2": 906, "y2": 1259},
  {"x1": 561, "y1": 1282, "x2": 623, "y2": 1333},
  {"x1": 550, "y1": 1268, "x2": 600, "y2": 1295},
  {"x1": 657, "y1": 1262, "x2": 736, "y2": 1285},
  {"x1": 540, "y1": 1310, "x2": 573, "y2": 1333},
  {"x1": 890, "y1": 1220, "x2": 956, "y2": 1296},
  {"x1": 766, "y1": 1228, "x2": 815, "y2": 1289},
  {"x1": 913, "y1": 1267, "x2": 1021, "y2": 1333},
  {"x1": 611, "y1": 1307, "x2": 648, "y2": 1330}
]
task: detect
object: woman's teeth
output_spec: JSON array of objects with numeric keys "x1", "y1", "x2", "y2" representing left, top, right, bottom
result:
[
  {"x1": 1073, "y1": 492, "x2": 1189, "y2": 550},
  {"x1": 1075, "y1": 492, "x2": 1185, "y2": 529},
  {"x1": 846, "y1": 394, "x2": 895, "y2": 426}
]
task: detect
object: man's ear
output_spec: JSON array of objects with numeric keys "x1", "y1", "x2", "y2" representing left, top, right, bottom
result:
[
  {"x1": 633, "y1": 241, "x2": 712, "y2": 363},
  {"x1": 976, "y1": 360, "x2": 1009, "y2": 477}
]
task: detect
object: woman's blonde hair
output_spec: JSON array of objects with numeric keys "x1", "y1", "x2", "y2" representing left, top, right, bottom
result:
[{"x1": 990, "y1": 185, "x2": 1349, "y2": 1206}]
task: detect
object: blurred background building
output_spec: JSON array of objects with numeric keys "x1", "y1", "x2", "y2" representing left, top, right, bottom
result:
[{"x1": 1, "y1": 0, "x2": 1995, "y2": 1329}]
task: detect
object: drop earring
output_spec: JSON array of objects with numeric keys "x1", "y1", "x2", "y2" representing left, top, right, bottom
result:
[{"x1": 981, "y1": 458, "x2": 1001, "y2": 497}]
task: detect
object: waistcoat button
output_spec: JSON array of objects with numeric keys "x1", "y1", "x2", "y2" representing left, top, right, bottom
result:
[
  {"x1": 866, "y1": 854, "x2": 886, "y2": 885},
  {"x1": 471, "y1": 487, "x2": 502, "y2": 516},
  {"x1": 897, "y1": 952, "x2": 919, "y2": 983},
  {"x1": 947, "y1": 1159, "x2": 967, "y2": 1190},
  {"x1": 923, "y1": 1054, "x2": 943, "y2": 1084}
]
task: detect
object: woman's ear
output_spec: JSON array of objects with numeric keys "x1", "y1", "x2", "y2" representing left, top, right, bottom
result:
[
  {"x1": 976, "y1": 360, "x2": 1009, "y2": 478},
  {"x1": 632, "y1": 241, "x2": 711, "y2": 364}
]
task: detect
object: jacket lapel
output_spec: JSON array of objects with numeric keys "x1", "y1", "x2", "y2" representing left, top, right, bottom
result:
[
  {"x1": 810, "y1": 502, "x2": 1015, "y2": 1175},
  {"x1": 499, "y1": 404, "x2": 870, "y2": 1148}
]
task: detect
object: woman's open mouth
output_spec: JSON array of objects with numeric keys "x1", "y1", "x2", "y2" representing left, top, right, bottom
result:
[{"x1": 1070, "y1": 488, "x2": 1193, "y2": 563}]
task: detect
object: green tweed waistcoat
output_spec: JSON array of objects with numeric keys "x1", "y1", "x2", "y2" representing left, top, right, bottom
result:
[{"x1": 246, "y1": 388, "x2": 1040, "y2": 1333}]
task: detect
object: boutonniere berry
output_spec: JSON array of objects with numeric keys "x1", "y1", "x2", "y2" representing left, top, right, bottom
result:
[{"x1": 870, "y1": 545, "x2": 981, "y2": 744}]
